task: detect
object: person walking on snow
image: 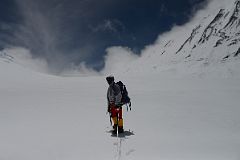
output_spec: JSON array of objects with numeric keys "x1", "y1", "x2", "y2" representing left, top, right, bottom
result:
[{"x1": 106, "y1": 75, "x2": 124, "y2": 134}]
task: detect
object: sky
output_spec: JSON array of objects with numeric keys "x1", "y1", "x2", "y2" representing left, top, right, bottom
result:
[{"x1": 0, "y1": 0, "x2": 207, "y2": 73}]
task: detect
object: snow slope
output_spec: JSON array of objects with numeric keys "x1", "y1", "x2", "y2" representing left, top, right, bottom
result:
[{"x1": 1, "y1": 51, "x2": 240, "y2": 160}]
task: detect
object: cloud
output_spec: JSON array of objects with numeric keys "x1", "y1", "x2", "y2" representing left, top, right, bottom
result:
[
  {"x1": 89, "y1": 19, "x2": 125, "y2": 33},
  {"x1": 60, "y1": 62, "x2": 99, "y2": 76},
  {"x1": 101, "y1": 46, "x2": 139, "y2": 75}
]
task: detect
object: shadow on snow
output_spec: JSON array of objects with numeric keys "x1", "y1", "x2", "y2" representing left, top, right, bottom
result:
[{"x1": 108, "y1": 130, "x2": 135, "y2": 138}]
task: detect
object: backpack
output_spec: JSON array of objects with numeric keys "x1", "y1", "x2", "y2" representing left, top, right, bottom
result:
[{"x1": 116, "y1": 81, "x2": 132, "y2": 110}]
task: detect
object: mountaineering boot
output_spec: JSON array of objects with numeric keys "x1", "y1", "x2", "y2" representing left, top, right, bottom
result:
[
  {"x1": 112, "y1": 124, "x2": 117, "y2": 134},
  {"x1": 113, "y1": 124, "x2": 117, "y2": 130},
  {"x1": 112, "y1": 126, "x2": 117, "y2": 134},
  {"x1": 118, "y1": 118, "x2": 124, "y2": 133},
  {"x1": 112, "y1": 129, "x2": 117, "y2": 134},
  {"x1": 118, "y1": 126, "x2": 124, "y2": 133}
]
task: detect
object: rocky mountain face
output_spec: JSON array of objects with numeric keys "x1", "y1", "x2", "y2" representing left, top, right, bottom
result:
[{"x1": 176, "y1": 0, "x2": 240, "y2": 59}]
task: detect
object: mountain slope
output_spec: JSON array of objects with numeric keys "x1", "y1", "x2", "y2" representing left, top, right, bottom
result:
[{"x1": 1, "y1": 52, "x2": 240, "y2": 160}]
